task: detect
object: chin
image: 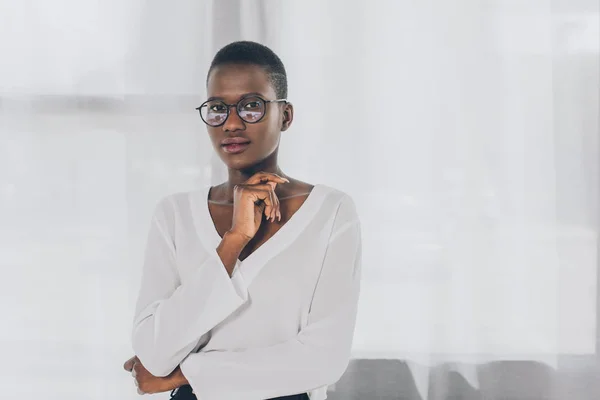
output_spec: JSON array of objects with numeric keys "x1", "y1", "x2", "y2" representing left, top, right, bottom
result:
[
  {"x1": 218, "y1": 145, "x2": 278, "y2": 172},
  {"x1": 221, "y1": 155, "x2": 260, "y2": 171}
]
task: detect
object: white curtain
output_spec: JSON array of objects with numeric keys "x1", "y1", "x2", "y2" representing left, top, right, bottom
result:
[{"x1": 1, "y1": 0, "x2": 598, "y2": 399}]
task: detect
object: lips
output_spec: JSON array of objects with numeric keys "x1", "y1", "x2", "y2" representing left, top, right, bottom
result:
[
  {"x1": 221, "y1": 138, "x2": 251, "y2": 154},
  {"x1": 221, "y1": 137, "x2": 251, "y2": 145}
]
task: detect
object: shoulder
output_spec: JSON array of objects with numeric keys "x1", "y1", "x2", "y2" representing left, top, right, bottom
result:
[
  {"x1": 314, "y1": 185, "x2": 361, "y2": 245},
  {"x1": 315, "y1": 184, "x2": 359, "y2": 223},
  {"x1": 159, "y1": 190, "x2": 200, "y2": 206},
  {"x1": 316, "y1": 184, "x2": 356, "y2": 208},
  {"x1": 151, "y1": 189, "x2": 204, "y2": 222}
]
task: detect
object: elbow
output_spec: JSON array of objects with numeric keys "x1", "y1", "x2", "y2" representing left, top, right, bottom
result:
[
  {"x1": 132, "y1": 330, "x2": 177, "y2": 378},
  {"x1": 299, "y1": 333, "x2": 353, "y2": 386},
  {"x1": 316, "y1": 347, "x2": 352, "y2": 386},
  {"x1": 326, "y1": 354, "x2": 351, "y2": 384},
  {"x1": 133, "y1": 345, "x2": 177, "y2": 377},
  {"x1": 141, "y1": 357, "x2": 176, "y2": 378}
]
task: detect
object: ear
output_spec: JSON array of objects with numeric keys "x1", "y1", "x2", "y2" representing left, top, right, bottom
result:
[{"x1": 281, "y1": 103, "x2": 294, "y2": 131}]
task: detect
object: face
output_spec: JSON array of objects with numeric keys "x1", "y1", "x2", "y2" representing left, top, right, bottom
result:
[{"x1": 204, "y1": 63, "x2": 293, "y2": 171}]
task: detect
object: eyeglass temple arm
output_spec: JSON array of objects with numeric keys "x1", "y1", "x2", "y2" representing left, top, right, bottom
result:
[{"x1": 195, "y1": 99, "x2": 287, "y2": 110}]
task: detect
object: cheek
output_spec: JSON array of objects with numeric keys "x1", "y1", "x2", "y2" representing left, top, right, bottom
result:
[
  {"x1": 258, "y1": 122, "x2": 281, "y2": 150},
  {"x1": 262, "y1": 114, "x2": 282, "y2": 137},
  {"x1": 206, "y1": 130, "x2": 222, "y2": 147}
]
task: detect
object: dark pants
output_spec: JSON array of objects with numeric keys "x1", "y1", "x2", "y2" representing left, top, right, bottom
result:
[{"x1": 170, "y1": 384, "x2": 309, "y2": 400}]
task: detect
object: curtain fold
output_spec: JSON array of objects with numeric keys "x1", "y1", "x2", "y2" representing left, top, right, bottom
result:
[{"x1": 0, "y1": 0, "x2": 598, "y2": 398}]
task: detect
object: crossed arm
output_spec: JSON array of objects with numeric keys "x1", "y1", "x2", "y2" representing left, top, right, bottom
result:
[{"x1": 128, "y1": 195, "x2": 362, "y2": 399}]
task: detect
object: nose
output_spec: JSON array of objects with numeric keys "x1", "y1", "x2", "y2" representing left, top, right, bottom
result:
[{"x1": 222, "y1": 104, "x2": 245, "y2": 132}]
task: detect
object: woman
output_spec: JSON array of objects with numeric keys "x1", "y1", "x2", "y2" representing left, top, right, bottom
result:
[{"x1": 123, "y1": 41, "x2": 362, "y2": 400}]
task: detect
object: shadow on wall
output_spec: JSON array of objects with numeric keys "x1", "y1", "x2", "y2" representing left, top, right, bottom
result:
[{"x1": 327, "y1": 358, "x2": 600, "y2": 400}]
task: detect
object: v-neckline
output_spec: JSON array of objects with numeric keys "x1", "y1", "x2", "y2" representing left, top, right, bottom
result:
[{"x1": 192, "y1": 184, "x2": 328, "y2": 276}]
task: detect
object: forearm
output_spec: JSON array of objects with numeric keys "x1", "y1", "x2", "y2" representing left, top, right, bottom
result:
[
  {"x1": 217, "y1": 230, "x2": 250, "y2": 276},
  {"x1": 132, "y1": 244, "x2": 250, "y2": 377},
  {"x1": 179, "y1": 332, "x2": 354, "y2": 399},
  {"x1": 170, "y1": 366, "x2": 190, "y2": 388},
  {"x1": 179, "y1": 223, "x2": 361, "y2": 399}
]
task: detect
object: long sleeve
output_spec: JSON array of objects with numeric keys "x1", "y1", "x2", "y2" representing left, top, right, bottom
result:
[
  {"x1": 179, "y1": 195, "x2": 362, "y2": 400},
  {"x1": 131, "y1": 196, "x2": 249, "y2": 377}
]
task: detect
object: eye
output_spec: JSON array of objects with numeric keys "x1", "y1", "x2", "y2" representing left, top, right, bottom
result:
[
  {"x1": 209, "y1": 103, "x2": 227, "y2": 112},
  {"x1": 243, "y1": 101, "x2": 261, "y2": 110}
]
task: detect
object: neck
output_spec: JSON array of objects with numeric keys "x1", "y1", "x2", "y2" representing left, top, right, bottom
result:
[{"x1": 220, "y1": 152, "x2": 288, "y2": 201}]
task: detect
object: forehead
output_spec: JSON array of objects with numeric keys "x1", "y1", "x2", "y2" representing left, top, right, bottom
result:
[{"x1": 207, "y1": 64, "x2": 276, "y2": 100}]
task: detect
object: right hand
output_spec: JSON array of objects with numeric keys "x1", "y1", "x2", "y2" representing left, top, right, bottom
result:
[
  {"x1": 229, "y1": 172, "x2": 289, "y2": 240},
  {"x1": 123, "y1": 355, "x2": 137, "y2": 372}
]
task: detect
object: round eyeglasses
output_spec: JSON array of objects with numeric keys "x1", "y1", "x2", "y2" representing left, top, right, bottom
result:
[{"x1": 196, "y1": 95, "x2": 287, "y2": 127}]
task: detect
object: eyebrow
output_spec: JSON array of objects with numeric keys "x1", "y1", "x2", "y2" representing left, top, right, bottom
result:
[{"x1": 206, "y1": 92, "x2": 266, "y2": 102}]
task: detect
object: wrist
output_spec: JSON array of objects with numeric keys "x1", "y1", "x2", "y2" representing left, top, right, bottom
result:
[
  {"x1": 170, "y1": 366, "x2": 189, "y2": 388},
  {"x1": 224, "y1": 230, "x2": 252, "y2": 246},
  {"x1": 216, "y1": 230, "x2": 251, "y2": 277}
]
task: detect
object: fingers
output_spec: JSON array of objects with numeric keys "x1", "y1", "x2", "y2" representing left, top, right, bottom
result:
[
  {"x1": 244, "y1": 171, "x2": 290, "y2": 186},
  {"x1": 132, "y1": 361, "x2": 144, "y2": 395},
  {"x1": 243, "y1": 172, "x2": 288, "y2": 221},
  {"x1": 235, "y1": 171, "x2": 289, "y2": 223},
  {"x1": 267, "y1": 186, "x2": 279, "y2": 222},
  {"x1": 123, "y1": 356, "x2": 137, "y2": 372},
  {"x1": 253, "y1": 183, "x2": 280, "y2": 222},
  {"x1": 235, "y1": 183, "x2": 281, "y2": 222}
]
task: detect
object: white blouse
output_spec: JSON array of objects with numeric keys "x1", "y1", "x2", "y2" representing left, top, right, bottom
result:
[{"x1": 131, "y1": 184, "x2": 362, "y2": 400}]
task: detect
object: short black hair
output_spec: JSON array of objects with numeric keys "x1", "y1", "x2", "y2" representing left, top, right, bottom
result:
[{"x1": 207, "y1": 41, "x2": 288, "y2": 99}]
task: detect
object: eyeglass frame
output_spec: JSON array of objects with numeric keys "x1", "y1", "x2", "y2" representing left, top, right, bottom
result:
[{"x1": 195, "y1": 95, "x2": 288, "y2": 127}]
